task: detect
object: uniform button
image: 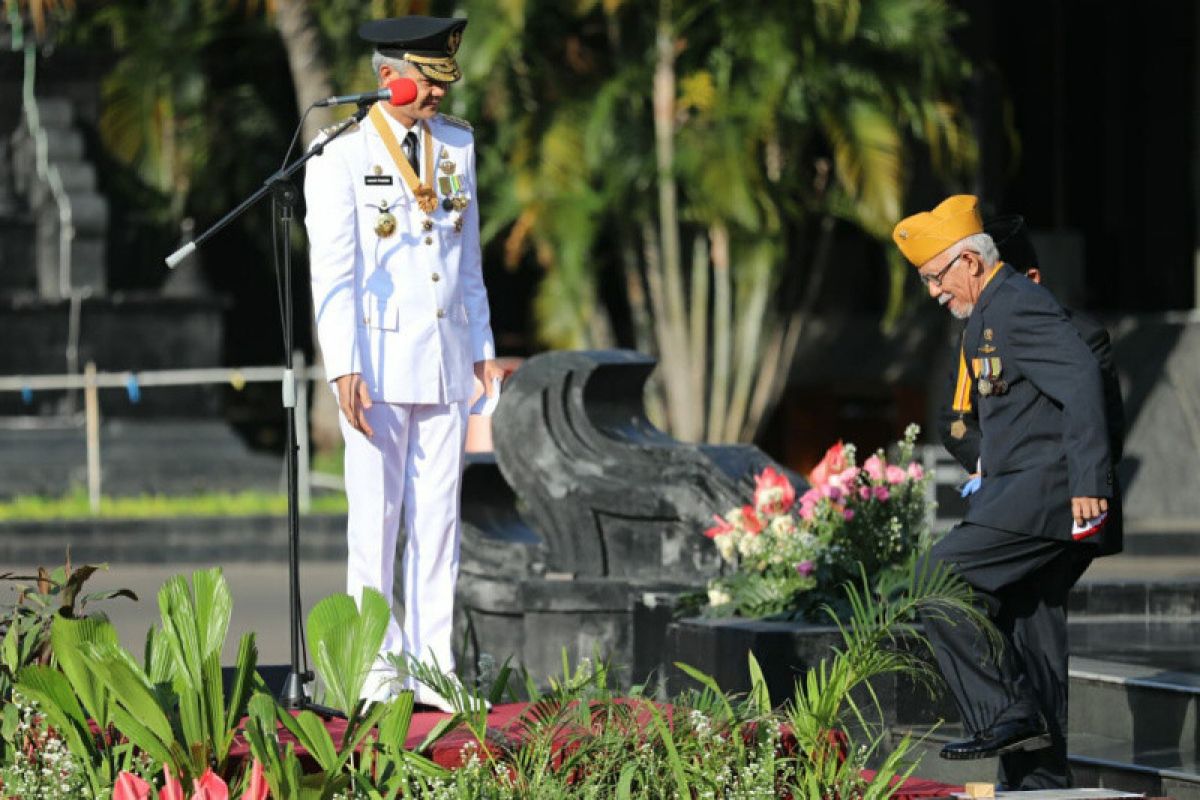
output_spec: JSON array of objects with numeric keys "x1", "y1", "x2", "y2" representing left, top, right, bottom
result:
[
  {"x1": 431, "y1": 273, "x2": 440, "y2": 282},
  {"x1": 424, "y1": 236, "x2": 433, "y2": 245},
  {"x1": 436, "y1": 309, "x2": 446, "y2": 319}
]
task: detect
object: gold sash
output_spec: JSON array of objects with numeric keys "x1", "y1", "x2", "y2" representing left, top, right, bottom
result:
[{"x1": 367, "y1": 104, "x2": 437, "y2": 214}]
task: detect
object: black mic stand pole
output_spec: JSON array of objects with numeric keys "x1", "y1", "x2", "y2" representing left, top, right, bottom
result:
[{"x1": 164, "y1": 103, "x2": 371, "y2": 715}]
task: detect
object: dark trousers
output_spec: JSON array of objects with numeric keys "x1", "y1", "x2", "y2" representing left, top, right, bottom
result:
[{"x1": 919, "y1": 523, "x2": 1092, "y2": 790}]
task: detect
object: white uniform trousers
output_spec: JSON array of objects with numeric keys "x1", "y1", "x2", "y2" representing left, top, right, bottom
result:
[{"x1": 339, "y1": 400, "x2": 468, "y2": 681}]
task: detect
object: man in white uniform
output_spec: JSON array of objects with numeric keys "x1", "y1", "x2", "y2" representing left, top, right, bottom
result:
[{"x1": 304, "y1": 15, "x2": 501, "y2": 710}]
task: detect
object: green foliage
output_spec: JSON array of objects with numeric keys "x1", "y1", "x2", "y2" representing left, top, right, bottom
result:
[
  {"x1": 2, "y1": 557, "x2": 990, "y2": 798},
  {"x1": 453, "y1": 0, "x2": 978, "y2": 442},
  {"x1": 306, "y1": 589, "x2": 390, "y2": 717},
  {"x1": 0, "y1": 556, "x2": 136, "y2": 768},
  {"x1": 12, "y1": 567, "x2": 260, "y2": 788}
]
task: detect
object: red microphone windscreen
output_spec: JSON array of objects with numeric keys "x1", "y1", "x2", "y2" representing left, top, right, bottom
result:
[{"x1": 386, "y1": 78, "x2": 419, "y2": 106}]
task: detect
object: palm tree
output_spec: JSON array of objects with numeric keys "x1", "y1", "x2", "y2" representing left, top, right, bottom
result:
[{"x1": 456, "y1": 0, "x2": 977, "y2": 443}]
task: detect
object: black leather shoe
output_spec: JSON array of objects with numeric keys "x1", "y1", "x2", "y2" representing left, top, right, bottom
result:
[{"x1": 939, "y1": 719, "x2": 1051, "y2": 760}]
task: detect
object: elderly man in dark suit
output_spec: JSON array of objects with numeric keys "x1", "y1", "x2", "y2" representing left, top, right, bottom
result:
[
  {"x1": 934, "y1": 215, "x2": 1126, "y2": 788},
  {"x1": 894, "y1": 195, "x2": 1117, "y2": 789}
]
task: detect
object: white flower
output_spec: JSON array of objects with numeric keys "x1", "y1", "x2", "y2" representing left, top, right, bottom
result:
[
  {"x1": 708, "y1": 586, "x2": 733, "y2": 607},
  {"x1": 769, "y1": 515, "x2": 797, "y2": 537},
  {"x1": 714, "y1": 532, "x2": 738, "y2": 564}
]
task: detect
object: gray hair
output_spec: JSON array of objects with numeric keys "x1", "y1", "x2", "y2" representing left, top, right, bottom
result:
[
  {"x1": 955, "y1": 232, "x2": 1000, "y2": 267},
  {"x1": 371, "y1": 52, "x2": 419, "y2": 79}
]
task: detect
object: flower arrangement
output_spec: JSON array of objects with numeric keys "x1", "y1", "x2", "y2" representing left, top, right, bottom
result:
[{"x1": 703, "y1": 424, "x2": 931, "y2": 618}]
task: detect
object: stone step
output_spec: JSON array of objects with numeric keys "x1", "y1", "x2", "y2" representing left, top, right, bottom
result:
[
  {"x1": 890, "y1": 726, "x2": 1200, "y2": 800},
  {"x1": 1070, "y1": 656, "x2": 1200, "y2": 760},
  {"x1": 1070, "y1": 581, "x2": 1200, "y2": 620},
  {"x1": 0, "y1": 418, "x2": 284, "y2": 497}
]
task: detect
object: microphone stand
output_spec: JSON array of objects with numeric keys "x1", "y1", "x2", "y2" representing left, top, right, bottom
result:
[{"x1": 164, "y1": 102, "x2": 372, "y2": 715}]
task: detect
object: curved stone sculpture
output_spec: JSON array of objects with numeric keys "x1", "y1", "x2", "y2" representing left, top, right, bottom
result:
[{"x1": 491, "y1": 349, "x2": 785, "y2": 583}]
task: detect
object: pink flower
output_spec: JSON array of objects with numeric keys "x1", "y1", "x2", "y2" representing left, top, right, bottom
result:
[
  {"x1": 842, "y1": 508, "x2": 855, "y2": 521},
  {"x1": 863, "y1": 455, "x2": 885, "y2": 482},
  {"x1": 799, "y1": 504, "x2": 815, "y2": 522},
  {"x1": 114, "y1": 772, "x2": 152, "y2": 800},
  {"x1": 885, "y1": 465, "x2": 907, "y2": 485},
  {"x1": 858, "y1": 486, "x2": 871, "y2": 501},
  {"x1": 808, "y1": 441, "x2": 846, "y2": 488},
  {"x1": 873, "y1": 485, "x2": 890, "y2": 502},
  {"x1": 796, "y1": 560, "x2": 815, "y2": 577},
  {"x1": 192, "y1": 769, "x2": 229, "y2": 800},
  {"x1": 161, "y1": 767, "x2": 186, "y2": 800},
  {"x1": 242, "y1": 761, "x2": 269, "y2": 800},
  {"x1": 704, "y1": 514, "x2": 734, "y2": 540},
  {"x1": 823, "y1": 484, "x2": 843, "y2": 502},
  {"x1": 907, "y1": 462, "x2": 925, "y2": 481},
  {"x1": 753, "y1": 467, "x2": 796, "y2": 515}
]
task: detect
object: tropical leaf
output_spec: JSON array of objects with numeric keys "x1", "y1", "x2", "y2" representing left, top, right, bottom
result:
[
  {"x1": 306, "y1": 589, "x2": 389, "y2": 717},
  {"x1": 49, "y1": 611, "x2": 118, "y2": 729}
]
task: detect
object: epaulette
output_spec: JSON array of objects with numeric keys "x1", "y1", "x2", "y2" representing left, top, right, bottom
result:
[
  {"x1": 318, "y1": 119, "x2": 359, "y2": 138},
  {"x1": 439, "y1": 114, "x2": 473, "y2": 132}
]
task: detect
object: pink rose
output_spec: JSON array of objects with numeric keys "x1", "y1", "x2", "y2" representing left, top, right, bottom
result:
[
  {"x1": 824, "y1": 485, "x2": 843, "y2": 502},
  {"x1": 796, "y1": 560, "x2": 815, "y2": 577},
  {"x1": 842, "y1": 508, "x2": 855, "y2": 521},
  {"x1": 907, "y1": 462, "x2": 925, "y2": 481},
  {"x1": 873, "y1": 485, "x2": 890, "y2": 502},
  {"x1": 858, "y1": 486, "x2": 871, "y2": 501},
  {"x1": 885, "y1": 465, "x2": 907, "y2": 485},
  {"x1": 863, "y1": 455, "x2": 885, "y2": 482}
]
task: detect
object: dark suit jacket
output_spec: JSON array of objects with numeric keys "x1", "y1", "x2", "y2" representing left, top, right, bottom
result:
[
  {"x1": 947, "y1": 264, "x2": 1115, "y2": 544},
  {"x1": 938, "y1": 304, "x2": 1126, "y2": 555}
]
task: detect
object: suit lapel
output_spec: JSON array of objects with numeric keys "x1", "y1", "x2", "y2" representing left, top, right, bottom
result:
[{"x1": 964, "y1": 263, "x2": 1014, "y2": 377}]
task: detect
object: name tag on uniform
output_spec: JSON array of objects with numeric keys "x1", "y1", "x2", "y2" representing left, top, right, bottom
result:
[{"x1": 364, "y1": 175, "x2": 393, "y2": 186}]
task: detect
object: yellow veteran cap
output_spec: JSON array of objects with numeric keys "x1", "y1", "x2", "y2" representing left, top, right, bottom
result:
[{"x1": 892, "y1": 194, "x2": 983, "y2": 267}]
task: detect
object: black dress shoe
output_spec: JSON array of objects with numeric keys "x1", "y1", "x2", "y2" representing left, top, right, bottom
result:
[{"x1": 940, "y1": 719, "x2": 1051, "y2": 760}]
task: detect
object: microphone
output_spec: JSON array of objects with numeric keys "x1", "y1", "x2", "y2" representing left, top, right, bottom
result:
[{"x1": 313, "y1": 78, "x2": 418, "y2": 108}]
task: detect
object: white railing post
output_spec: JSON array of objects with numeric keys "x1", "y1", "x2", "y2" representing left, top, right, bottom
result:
[{"x1": 83, "y1": 361, "x2": 101, "y2": 513}]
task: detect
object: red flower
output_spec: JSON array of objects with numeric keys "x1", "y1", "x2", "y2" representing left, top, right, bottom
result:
[
  {"x1": 753, "y1": 467, "x2": 796, "y2": 516},
  {"x1": 740, "y1": 505, "x2": 765, "y2": 535},
  {"x1": 808, "y1": 441, "x2": 846, "y2": 488},
  {"x1": 704, "y1": 514, "x2": 734, "y2": 539}
]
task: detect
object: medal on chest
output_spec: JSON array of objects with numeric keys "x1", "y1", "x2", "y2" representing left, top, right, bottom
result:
[{"x1": 369, "y1": 201, "x2": 397, "y2": 238}]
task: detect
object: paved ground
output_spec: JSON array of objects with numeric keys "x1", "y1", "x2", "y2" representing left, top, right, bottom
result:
[
  {"x1": 4, "y1": 559, "x2": 347, "y2": 667},
  {"x1": 6, "y1": 548, "x2": 1195, "y2": 669}
]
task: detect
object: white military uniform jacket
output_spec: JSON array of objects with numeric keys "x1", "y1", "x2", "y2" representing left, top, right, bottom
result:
[{"x1": 305, "y1": 107, "x2": 495, "y2": 404}]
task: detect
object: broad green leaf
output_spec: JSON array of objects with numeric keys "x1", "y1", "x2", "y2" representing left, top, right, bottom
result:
[
  {"x1": 306, "y1": 589, "x2": 389, "y2": 716},
  {"x1": 50, "y1": 611, "x2": 118, "y2": 729}
]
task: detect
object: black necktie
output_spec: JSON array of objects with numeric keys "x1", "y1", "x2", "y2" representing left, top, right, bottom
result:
[{"x1": 402, "y1": 131, "x2": 420, "y2": 179}]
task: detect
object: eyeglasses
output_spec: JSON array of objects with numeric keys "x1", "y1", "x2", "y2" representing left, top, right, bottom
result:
[{"x1": 919, "y1": 251, "x2": 969, "y2": 288}]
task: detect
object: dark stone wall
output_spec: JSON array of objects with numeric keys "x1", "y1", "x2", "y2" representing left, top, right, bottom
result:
[{"x1": 0, "y1": 292, "x2": 227, "y2": 416}]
